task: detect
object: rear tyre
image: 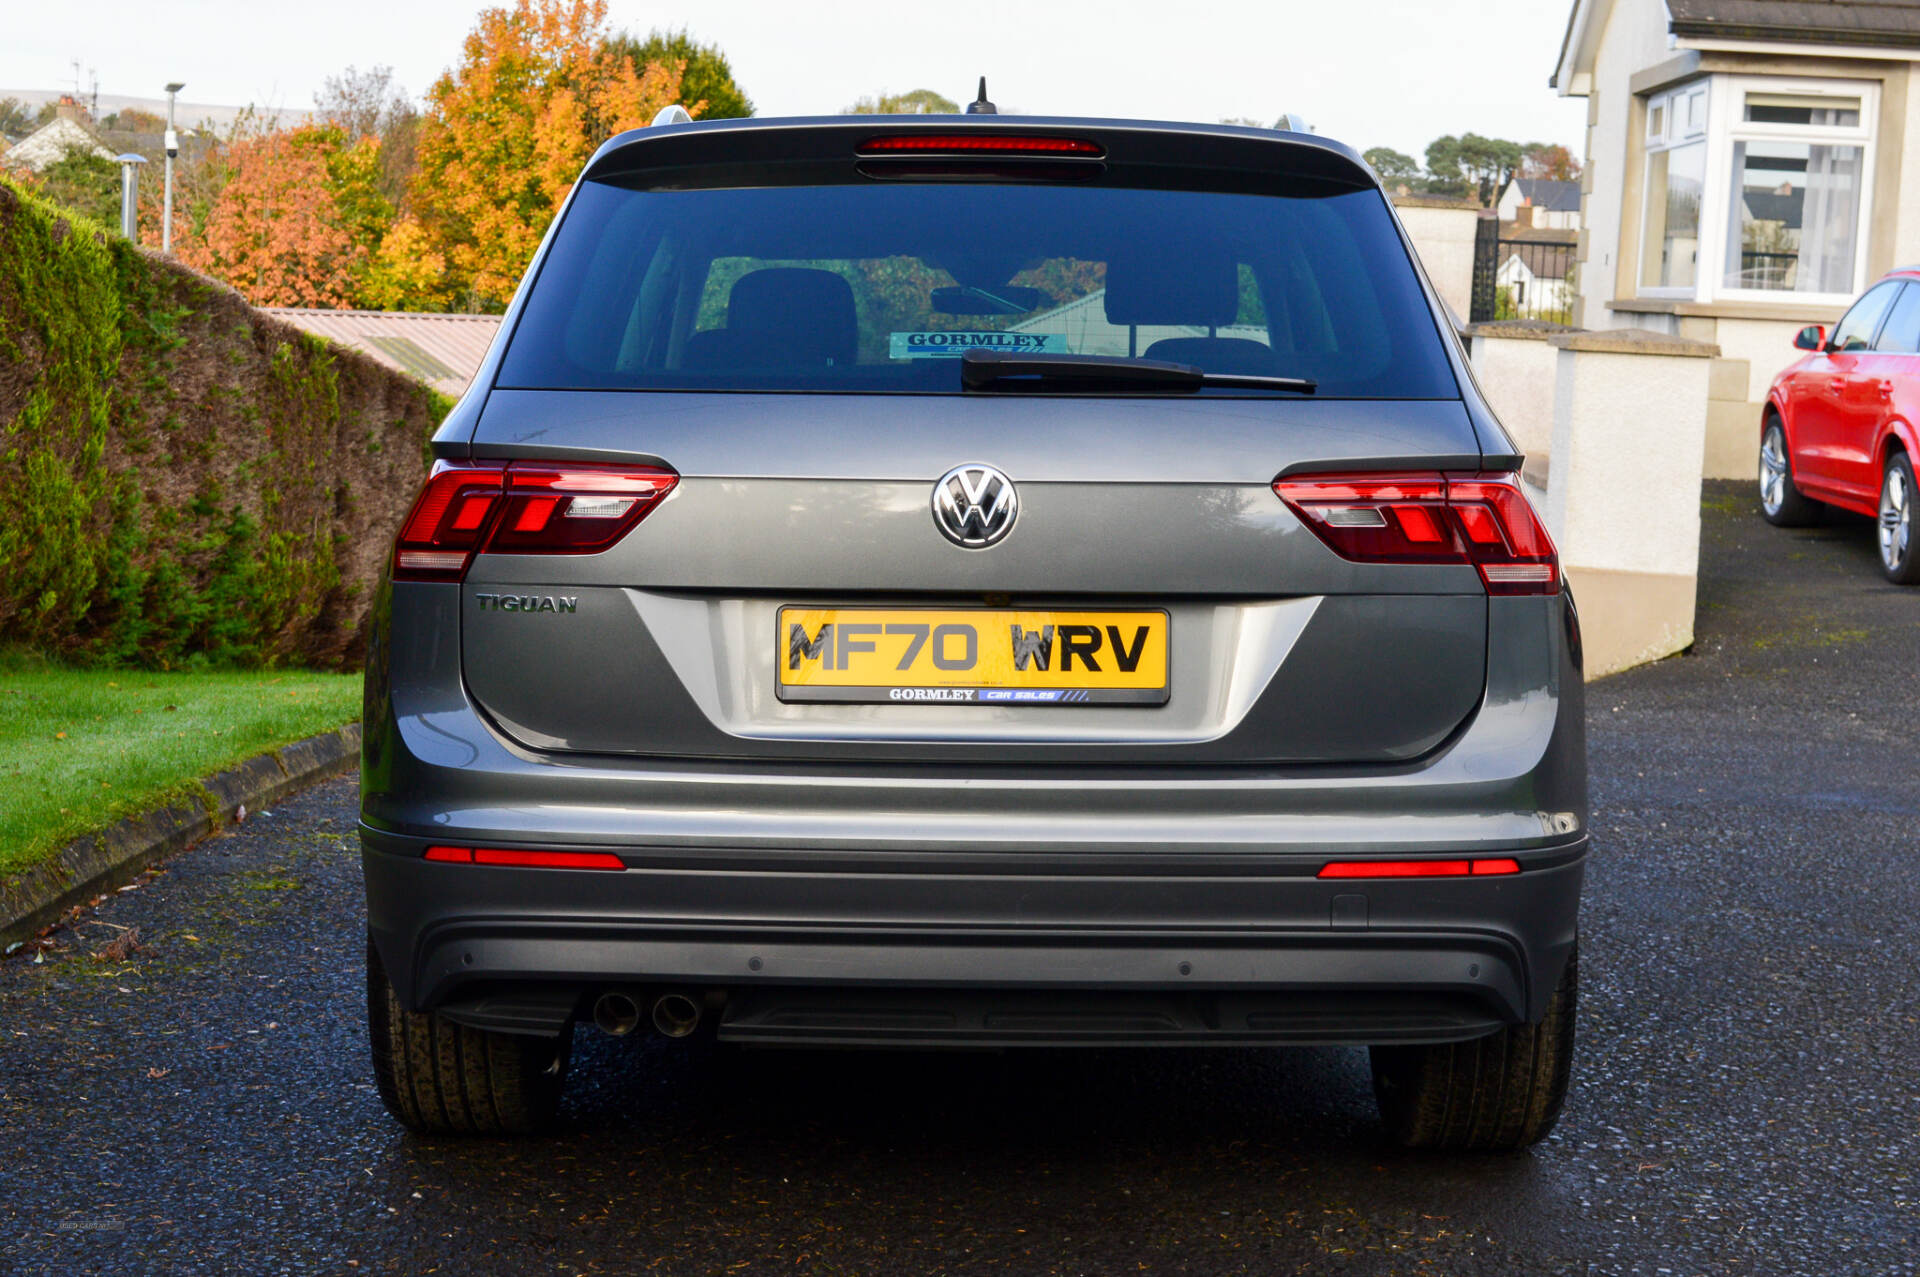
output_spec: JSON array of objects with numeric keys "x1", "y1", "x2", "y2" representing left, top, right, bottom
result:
[
  {"x1": 1759, "y1": 418, "x2": 1820, "y2": 527},
  {"x1": 1878, "y1": 451, "x2": 1920, "y2": 584},
  {"x1": 1370, "y1": 944, "x2": 1577, "y2": 1152},
  {"x1": 366, "y1": 937, "x2": 570, "y2": 1136}
]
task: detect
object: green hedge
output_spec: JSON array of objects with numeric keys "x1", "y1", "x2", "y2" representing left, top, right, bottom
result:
[{"x1": 0, "y1": 180, "x2": 450, "y2": 668}]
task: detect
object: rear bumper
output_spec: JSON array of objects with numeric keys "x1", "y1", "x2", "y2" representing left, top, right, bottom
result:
[{"x1": 362, "y1": 831, "x2": 1584, "y2": 1043}]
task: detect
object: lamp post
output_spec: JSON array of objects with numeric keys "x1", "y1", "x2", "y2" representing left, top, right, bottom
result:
[
  {"x1": 115, "y1": 153, "x2": 148, "y2": 239},
  {"x1": 163, "y1": 81, "x2": 184, "y2": 254}
]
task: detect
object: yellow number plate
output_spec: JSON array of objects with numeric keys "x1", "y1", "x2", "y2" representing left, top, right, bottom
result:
[{"x1": 777, "y1": 608, "x2": 1169, "y2": 705}]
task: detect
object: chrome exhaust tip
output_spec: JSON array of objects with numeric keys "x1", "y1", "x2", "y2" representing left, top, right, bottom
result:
[
  {"x1": 651, "y1": 991, "x2": 702, "y2": 1038},
  {"x1": 592, "y1": 990, "x2": 643, "y2": 1037}
]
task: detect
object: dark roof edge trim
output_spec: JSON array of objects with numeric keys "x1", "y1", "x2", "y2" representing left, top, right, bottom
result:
[{"x1": 1669, "y1": 20, "x2": 1920, "y2": 51}]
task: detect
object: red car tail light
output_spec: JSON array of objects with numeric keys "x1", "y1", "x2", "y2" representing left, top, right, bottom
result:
[
  {"x1": 1316, "y1": 858, "x2": 1521, "y2": 879},
  {"x1": 423, "y1": 845, "x2": 626, "y2": 870},
  {"x1": 393, "y1": 463, "x2": 507, "y2": 581},
  {"x1": 488, "y1": 464, "x2": 678, "y2": 555},
  {"x1": 1273, "y1": 471, "x2": 1559, "y2": 596},
  {"x1": 392, "y1": 461, "x2": 677, "y2": 582}
]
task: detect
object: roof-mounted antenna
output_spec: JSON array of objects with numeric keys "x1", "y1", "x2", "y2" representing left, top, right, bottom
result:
[{"x1": 966, "y1": 77, "x2": 997, "y2": 115}]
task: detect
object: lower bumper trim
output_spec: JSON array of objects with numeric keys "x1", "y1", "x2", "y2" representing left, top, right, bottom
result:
[{"x1": 717, "y1": 987, "x2": 1506, "y2": 1047}]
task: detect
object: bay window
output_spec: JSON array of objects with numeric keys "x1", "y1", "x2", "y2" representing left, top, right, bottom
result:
[{"x1": 1637, "y1": 76, "x2": 1877, "y2": 306}]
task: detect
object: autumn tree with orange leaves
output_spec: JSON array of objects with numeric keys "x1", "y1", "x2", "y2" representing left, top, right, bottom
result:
[
  {"x1": 407, "y1": 0, "x2": 697, "y2": 310},
  {"x1": 176, "y1": 123, "x2": 391, "y2": 308}
]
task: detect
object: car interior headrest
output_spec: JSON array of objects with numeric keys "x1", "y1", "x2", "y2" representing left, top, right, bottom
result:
[{"x1": 725, "y1": 267, "x2": 859, "y2": 365}]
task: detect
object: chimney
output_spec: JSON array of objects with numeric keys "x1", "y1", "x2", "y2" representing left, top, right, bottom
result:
[
  {"x1": 55, "y1": 95, "x2": 87, "y2": 124},
  {"x1": 1513, "y1": 202, "x2": 1535, "y2": 229}
]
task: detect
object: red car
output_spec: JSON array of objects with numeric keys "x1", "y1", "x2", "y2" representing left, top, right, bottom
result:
[{"x1": 1763, "y1": 269, "x2": 1920, "y2": 583}]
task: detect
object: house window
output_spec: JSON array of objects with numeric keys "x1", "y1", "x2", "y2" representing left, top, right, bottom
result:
[
  {"x1": 1633, "y1": 77, "x2": 1877, "y2": 305},
  {"x1": 1640, "y1": 84, "x2": 1708, "y2": 291},
  {"x1": 1722, "y1": 88, "x2": 1870, "y2": 296}
]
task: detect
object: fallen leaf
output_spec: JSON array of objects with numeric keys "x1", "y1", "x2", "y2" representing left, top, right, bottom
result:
[
  {"x1": 54, "y1": 731, "x2": 65, "y2": 740},
  {"x1": 146, "y1": 1067, "x2": 170, "y2": 1080},
  {"x1": 95, "y1": 927, "x2": 142, "y2": 963}
]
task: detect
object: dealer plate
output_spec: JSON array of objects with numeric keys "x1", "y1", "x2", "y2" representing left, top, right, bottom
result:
[{"x1": 777, "y1": 608, "x2": 1169, "y2": 705}]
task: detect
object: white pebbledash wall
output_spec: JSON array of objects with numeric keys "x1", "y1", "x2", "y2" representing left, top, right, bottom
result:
[
  {"x1": 1392, "y1": 195, "x2": 1482, "y2": 325},
  {"x1": 1544, "y1": 328, "x2": 1717, "y2": 677}
]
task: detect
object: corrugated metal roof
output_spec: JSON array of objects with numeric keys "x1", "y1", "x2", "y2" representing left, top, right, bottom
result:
[{"x1": 263, "y1": 309, "x2": 502, "y2": 397}]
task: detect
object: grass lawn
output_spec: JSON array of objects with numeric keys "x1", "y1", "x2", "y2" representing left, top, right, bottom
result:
[{"x1": 0, "y1": 662, "x2": 361, "y2": 876}]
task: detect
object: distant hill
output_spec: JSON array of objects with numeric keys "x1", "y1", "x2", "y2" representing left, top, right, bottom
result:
[{"x1": 0, "y1": 88, "x2": 312, "y2": 135}]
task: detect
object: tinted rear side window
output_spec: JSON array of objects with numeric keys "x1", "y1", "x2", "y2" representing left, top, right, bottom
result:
[{"x1": 497, "y1": 176, "x2": 1457, "y2": 399}]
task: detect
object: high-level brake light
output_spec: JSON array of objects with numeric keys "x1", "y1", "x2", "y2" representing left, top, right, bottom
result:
[
  {"x1": 393, "y1": 461, "x2": 677, "y2": 582},
  {"x1": 859, "y1": 134, "x2": 1104, "y2": 156},
  {"x1": 1273, "y1": 471, "x2": 1559, "y2": 595}
]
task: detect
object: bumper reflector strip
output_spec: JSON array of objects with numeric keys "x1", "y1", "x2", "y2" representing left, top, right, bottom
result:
[
  {"x1": 1317, "y1": 857, "x2": 1522, "y2": 879},
  {"x1": 422, "y1": 845, "x2": 626, "y2": 871}
]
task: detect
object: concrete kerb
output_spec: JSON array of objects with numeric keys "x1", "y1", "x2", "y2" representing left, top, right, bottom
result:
[{"x1": 0, "y1": 723, "x2": 362, "y2": 949}]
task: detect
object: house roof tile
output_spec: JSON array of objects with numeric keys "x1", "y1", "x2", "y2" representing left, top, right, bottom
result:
[
  {"x1": 1667, "y1": 0, "x2": 1920, "y2": 48},
  {"x1": 1512, "y1": 178, "x2": 1582, "y2": 213},
  {"x1": 2, "y1": 116, "x2": 112, "y2": 172}
]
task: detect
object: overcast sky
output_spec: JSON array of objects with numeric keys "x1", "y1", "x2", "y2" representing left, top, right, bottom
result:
[{"x1": 2, "y1": 0, "x2": 1584, "y2": 160}]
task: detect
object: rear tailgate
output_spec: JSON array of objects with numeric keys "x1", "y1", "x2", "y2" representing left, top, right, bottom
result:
[{"x1": 457, "y1": 391, "x2": 1489, "y2": 765}]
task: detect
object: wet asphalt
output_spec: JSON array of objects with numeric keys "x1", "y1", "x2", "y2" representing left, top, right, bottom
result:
[{"x1": 2, "y1": 481, "x2": 1917, "y2": 1276}]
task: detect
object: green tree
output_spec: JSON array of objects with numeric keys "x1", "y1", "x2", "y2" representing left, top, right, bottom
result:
[
  {"x1": 608, "y1": 29, "x2": 752, "y2": 119},
  {"x1": 1426, "y1": 133, "x2": 1525, "y2": 207},
  {"x1": 843, "y1": 89, "x2": 959, "y2": 115},
  {"x1": 316, "y1": 64, "x2": 421, "y2": 210},
  {"x1": 1363, "y1": 146, "x2": 1421, "y2": 183},
  {"x1": 0, "y1": 96, "x2": 38, "y2": 138},
  {"x1": 35, "y1": 146, "x2": 121, "y2": 227}
]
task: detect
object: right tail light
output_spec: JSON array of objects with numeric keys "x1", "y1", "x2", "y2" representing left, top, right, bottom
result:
[
  {"x1": 1273, "y1": 470, "x2": 1559, "y2": 596},
  {"x1": 393, "y1": 461, "x2": 677, "y2": 582}
]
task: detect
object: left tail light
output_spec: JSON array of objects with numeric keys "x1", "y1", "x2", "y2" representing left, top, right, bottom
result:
[
  {"x1": 1273, "y1": 470, "x2": 1559, "y2": 596},
  {"x1": 393, "y1": 461, "x2": 678, "y2": 582}
]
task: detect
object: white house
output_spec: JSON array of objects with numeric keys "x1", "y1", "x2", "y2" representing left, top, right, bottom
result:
[
  {"x1": 1496, "y1": 240, "x2": 1577, "y2": 321},
  {"x1": 1496, "y1": 178, "x2": 1584, "y2": 230},
  {"x1": 1, "y1": 103, "x2": 111, "y2": 173},
  {"x1": 1005, "y1": 289, "x2": 1269, "y2": 356},
  {"x1": 1552, "y1": 0, "x2": 1920, "y2": 475}
]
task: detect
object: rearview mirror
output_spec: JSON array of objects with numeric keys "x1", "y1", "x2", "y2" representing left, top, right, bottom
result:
[
  {"x1": 1794, "y1": 325, "x2": 1826, "y2": 351},
  {"x1": 931, "y1": 285, "x2": 1045, "y2": 316}
]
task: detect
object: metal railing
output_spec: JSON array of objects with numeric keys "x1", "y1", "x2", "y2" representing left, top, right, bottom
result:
[{"x1": 1471, "y1": 223, "x2": 1577, "y2": 325}]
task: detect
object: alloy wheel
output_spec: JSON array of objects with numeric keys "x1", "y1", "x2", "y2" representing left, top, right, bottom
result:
[
  {"x1": 1881, "y1": 462, "x2": 1912, "y2": 570},
  {"x1": 1760, "y1": 428, "x2": 1789, "y2": 517}
]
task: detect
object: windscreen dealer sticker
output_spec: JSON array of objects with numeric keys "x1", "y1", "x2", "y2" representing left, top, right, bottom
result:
[{"x1": 889, "y1": 331, "x2": 1066, "y2": 359}]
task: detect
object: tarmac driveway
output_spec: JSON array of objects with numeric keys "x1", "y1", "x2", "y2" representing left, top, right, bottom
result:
[{"x1": 2, "y1": 482, "x2": 1917, "y2": 1275}]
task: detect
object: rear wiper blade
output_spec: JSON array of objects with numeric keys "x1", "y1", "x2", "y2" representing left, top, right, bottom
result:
[{"x1": 959, "y1": 349, "x2": 1316, "y2": 395}]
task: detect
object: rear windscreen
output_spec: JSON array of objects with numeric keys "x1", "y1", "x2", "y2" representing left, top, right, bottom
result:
[{"x1": 496, "y1": 177, "x2": 1458, "y2": 398}]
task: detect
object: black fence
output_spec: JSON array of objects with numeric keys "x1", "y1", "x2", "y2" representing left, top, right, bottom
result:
[{"x1": 1470, "y1": 218, "x2": 1577, "y2": 325}]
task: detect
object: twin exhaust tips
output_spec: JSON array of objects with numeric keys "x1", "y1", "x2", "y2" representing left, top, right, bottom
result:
[{"x1": 592, "y1": 990, "x2": 703, "y2": 1039}]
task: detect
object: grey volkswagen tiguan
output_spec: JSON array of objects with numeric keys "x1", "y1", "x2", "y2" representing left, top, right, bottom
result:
[{"x1": 361, "y1": 113, "x2": 1586, "y2": 1150}]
